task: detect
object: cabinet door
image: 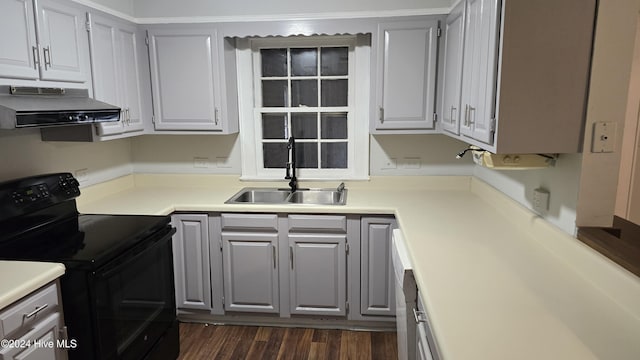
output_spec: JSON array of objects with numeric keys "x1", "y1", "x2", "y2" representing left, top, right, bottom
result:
[
  {"x1": 0, "y1": 313, "x2": 66, "y2": 360},
  {"x1": 440, "y1": 2, "x2": 466, "y2": 135},
  {"x1": 148, "y1": 27, "x2": 222, "y2": 131},
  {"x1": 172, "y1": 214, "x2": 211, "y2": 311},
  {"x1": 375, "y1": 20, "x2": 439, "y2": 131},
  {"x1": 88, "y1": 14, "x2": 124, "y2": 136},
  {"x1": 36, "y1": 0, "x2": 87, "y2": 82},
  {"x1": 459, "y1": 0, "x2": 500, "y2": 144},
  {"x1": 289, "y1": 234, "x2": 346, "y2": 316},
  {"x1": 361, "y1": 217, "x2": 395, "y2": 316},
  {"x1": 117, "y1": 25, "x2": 144, "y2": 133},
  {"x1": 0, "y1": 0, "x2": 39, "y2": 80},
  {"x1": 222, "y1": 233, "x2": 279, "y2": 313}
]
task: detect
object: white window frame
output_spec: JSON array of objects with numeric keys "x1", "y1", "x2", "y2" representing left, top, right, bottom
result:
[{"x1": 237, "y1": 35, "x2": 370, "y2": 181}]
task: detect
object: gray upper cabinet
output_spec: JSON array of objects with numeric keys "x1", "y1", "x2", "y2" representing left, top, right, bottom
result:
[
  {"x1": 0, "y1": 0, "x2": 39, "y2": 80},
  {"x1": 147, "y1": 26, "x2": 238, "y2": 133},
  {"x1": 0, "y1": 0, "x2": 88, "y2": 83},
  {"x1": 445, "y1": 0, "x2": 596, "y2": 154},
  {"x1": 222, "y1": 232, "x2": 280, "y2": 313},
  {"x1": 458, "y1": 0, "x2": 499, "y2": 146},
  {"x1": 89, "y1": 13, "x2": 145, "y2": 137},
  {"x1": 172, "y1": 214, "x2": 212, "y2": 311},
  {"x1": 360, "y1": 217, "x2": 396, "y2": 317},
  {"x1": 373, "y1": 19, "x2": 439, "y2": 133},
  {"x1": 440, "y1": 2, "x2": 466, "y2": 136},
  {"x1": 288, "y1": 234, "x2": 347, "y2": 316}
]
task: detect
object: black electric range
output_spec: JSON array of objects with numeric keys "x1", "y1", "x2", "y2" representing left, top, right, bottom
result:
[{"x1": 0, "y1": 173, "x2": 179, "y2": 360}]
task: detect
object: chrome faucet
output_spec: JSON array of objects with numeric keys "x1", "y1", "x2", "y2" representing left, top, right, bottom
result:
[{"x1": 285, "y1": 136, "x2": 298, "y2": 192}]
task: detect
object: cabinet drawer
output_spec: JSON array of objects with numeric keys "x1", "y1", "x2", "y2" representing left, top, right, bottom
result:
[
  {"x1": 288, "y1": 215, "x2": 347, "y2": 233},
  {"x1": 0, "y1": 282, "x2": 59, "y2": 339},
  {"x1": 221, "y1": 213, "x2": 278, "y2": 231}
]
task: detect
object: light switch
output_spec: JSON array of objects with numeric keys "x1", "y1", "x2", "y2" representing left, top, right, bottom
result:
[{"x1": 591, "y1": 122, "x2": 616, "y2": 153}]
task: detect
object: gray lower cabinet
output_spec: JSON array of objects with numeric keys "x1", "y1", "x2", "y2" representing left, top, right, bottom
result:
[
  {"x1": 0, "y1": 282, "x2": 67, "y2": 360},
  {"x1": 360, "y1": 217, "x2": 397, "y2": 317},
  {"x1": 171, "y1": 214, "x2": 212, "y2": 311},
  {"x1": 220, "y1": 213, "x2": 280, "y2": 314},
  {"x1": 288, "y1": 234, "x2": 347, "y2": 316}
]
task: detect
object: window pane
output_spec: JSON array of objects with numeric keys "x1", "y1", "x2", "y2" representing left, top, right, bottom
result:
[
  {"x1": 263, "y1": 143, "x2": 288, "y2": 168},
  {"x1": 291, "y1": 48, "x2": 317, "y2": 76},
  {"x1": 262, "y1": 113, "x2": 288, "y2": 139},
  {"x1": 291, "y1": 113, "x2": 318, "y2": 139},
  {"x1": 261, "y1": 49, "x2": 287, "y2": 77},
  {"x1": 321, "y1": 142, "x2": 348, "y2": 168},
  {"x1": 291, "y1": 80, "x2": 318, "y2": 107},
  {"x1": 321, "y1": 47, "x2": 348, "y2": 76},
  {"x1": 321, "y1": 79, "x2": 347, "y2": 107},
  {"x1": 262, "y1": 80, "x2": 288, "y2": 107},
  {"x1": 295, "y1": 142, "x2": 318, "y2": 168},
  {"x1": 321, "y1": 113, "x2": 347, "y2": 139}
]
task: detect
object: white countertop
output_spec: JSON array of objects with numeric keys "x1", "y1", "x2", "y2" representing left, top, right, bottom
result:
[
  {"x1": 77, "y1": 174, "x2": 640, "y2": 360},
  {"x1": 0, "y1": 261, "x2": 65, "y2": 310}
]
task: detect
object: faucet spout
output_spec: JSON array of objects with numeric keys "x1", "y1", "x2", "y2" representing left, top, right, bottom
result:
[{"x1": 286, "y1": 136, "x2": 298, "y2": 192}]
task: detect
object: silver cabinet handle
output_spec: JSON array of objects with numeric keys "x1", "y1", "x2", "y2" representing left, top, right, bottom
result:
[
  {"x1": 25, "y1": 304, "x2": 48, "y2": 319},
  {"x1": 43, "y1": 47, "x2": 52, "y2": 69},
  {"x1": 450, "y1": 105, "x2": 457, "y2": 124},
  {"x1": 468, "y1": 105, "x2": 476, "y2": 125},
  {"x1": 272, "y1": 245, "x2": 276, "y2": 269},
  {"x1": 32, "y1": 46, "x2": 40, "y2": 69},
  {"x1": 413, "y1": 307, "x2": 427, "y2": 324},
  {"x1": 289, "y1": 246, "x2": 294, "y2": 269},
  {"x1": 214, "y1": 108, "x2": 219, "y2": 125},
  {"x1": 464, "y1": 104, "x2": 469, "y2": 126},
  {"x1": 126, "y1": 108, "x2": 131, "y2": 125},
  {"x1": 379, "y1": 107, "x2": 384, "y2": 123}
]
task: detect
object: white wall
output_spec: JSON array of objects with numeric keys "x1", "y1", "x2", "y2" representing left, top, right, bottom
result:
[
  {"x1": 0, "y1": 129, "x2": 133, "y2": 186},
  {"x1": 131, "y1": 135, "x2": 242, "y2": 174},
  {"x1": 370, "y1": 134, "x2": 474, "y2": 175},
  {"x1": 132, "y1": 0, "x2": 451, "y2": 19},
  {"x1": 474, "y1": 154, "x2": 582, "y2": 235},
  {"x1": 72, "y1": 0, "x2": 135, "y2": 17}
]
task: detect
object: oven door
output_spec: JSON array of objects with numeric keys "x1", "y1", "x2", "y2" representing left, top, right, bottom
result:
[{"x1": 92, "y1": 225, "x2": 177, "y2": 360}]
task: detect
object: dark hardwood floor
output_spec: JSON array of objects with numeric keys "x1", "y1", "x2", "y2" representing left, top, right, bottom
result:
[{"x1": 178, "y1": 322, "x2": 398, "y2": 360}]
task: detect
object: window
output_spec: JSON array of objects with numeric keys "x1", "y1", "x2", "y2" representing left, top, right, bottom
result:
[{"x1": 237, "y1": 35, "x2": 370, "y2": 180}]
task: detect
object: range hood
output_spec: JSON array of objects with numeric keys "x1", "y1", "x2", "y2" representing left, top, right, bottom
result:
[{"x1": 0, "y1": 86, "x2": 120, "y2": 129}]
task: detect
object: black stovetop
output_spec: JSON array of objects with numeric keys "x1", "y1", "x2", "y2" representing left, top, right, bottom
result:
[{"x1": 0, "y1": 172, "x2": 170, "y2": 270}]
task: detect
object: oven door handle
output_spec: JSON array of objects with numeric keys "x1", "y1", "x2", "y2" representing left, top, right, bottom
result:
[{"x1": 94, "y1": 226, "x2": 176, "y2": 279}]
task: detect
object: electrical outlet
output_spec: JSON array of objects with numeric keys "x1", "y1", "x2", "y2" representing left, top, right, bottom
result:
[
  {"x1": 193, "y1": 157, "x2": 210, "y2": 168},
  {"x1": 532, "y1": 188, "x2": 550, "y2": 214},
  {"x1": 402, "y1": 157, "x2": 421, "y2": 169},
  {"x1": 591, "y1": 122, "x2": 616, "y2": 153},
  {"x1": 74, "y1": 168, "x2": 89, "y2": 183}
]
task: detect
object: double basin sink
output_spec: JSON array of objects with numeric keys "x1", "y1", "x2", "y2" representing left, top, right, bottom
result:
[{"x1": 225, "y1": 187, "x2": 347, "y2": 206}]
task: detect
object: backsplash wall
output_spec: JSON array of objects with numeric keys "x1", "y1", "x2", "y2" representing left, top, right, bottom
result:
[
  {"x1": 474, "y1": 154, "x2": 582, "y2": 235},
  {"x1": 0, "y1": 130, "x2": 133, "y2": 186}
]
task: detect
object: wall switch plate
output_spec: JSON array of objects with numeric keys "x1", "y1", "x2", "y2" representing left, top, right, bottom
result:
[
  {"x1": 591, "y1": 122, "x2": 616, "y2": 153},
  {"x1": 532, "y1": 188, "x2": 550, "y2": 214},
  {"x1": 381, "y1": 157, "x2": 397, "y2": 170}
]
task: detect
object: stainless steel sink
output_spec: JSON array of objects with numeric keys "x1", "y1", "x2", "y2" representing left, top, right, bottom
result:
[
  {"x1": 225, "y1": 187, "x2": 347, "y2": 205},
  {"x1": 225, "y1": 188, "x2": 291, "y2": 204},
  {"x1": 287, "y1": 189, "x2": 344, "y2": 205}
]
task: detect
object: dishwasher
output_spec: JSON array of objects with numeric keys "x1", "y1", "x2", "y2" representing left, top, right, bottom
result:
[{"x1": 392, "y1": 229, "x2": 417, "y2": 360}]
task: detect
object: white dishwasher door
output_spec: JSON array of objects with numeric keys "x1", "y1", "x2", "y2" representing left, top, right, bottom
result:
[{"x1": 392, "y1": 229, "x2": 417, "y2": 360}]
